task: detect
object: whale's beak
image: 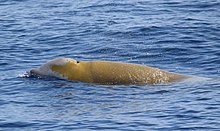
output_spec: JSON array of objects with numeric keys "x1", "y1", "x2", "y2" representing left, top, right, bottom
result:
[{"x1": 29, "y1": 68, "x2": 40, "y2": 76}]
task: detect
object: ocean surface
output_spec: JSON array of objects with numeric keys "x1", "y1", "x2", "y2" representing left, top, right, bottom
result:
[{"x1": 1, "y1": 0, "x2": 220, "y2": 130}]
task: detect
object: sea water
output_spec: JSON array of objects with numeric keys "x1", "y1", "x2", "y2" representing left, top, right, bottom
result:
[{"x1": 0, "y1": 0, "x2": 220, "y2": 130}]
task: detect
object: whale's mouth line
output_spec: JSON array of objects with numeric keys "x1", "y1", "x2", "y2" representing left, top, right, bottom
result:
[
  {"x1": 18, "y1": 70, "x2": 42, "y2": 79},
  {"x1": 25, "y1": 70, "x2": 41, "y2": 78},
  {"x1": 25, "y1": 70, "x2": 56, "y2": 79},
  {"x1": 28, "y1": 66, "x2": 68, "y2": 80}
]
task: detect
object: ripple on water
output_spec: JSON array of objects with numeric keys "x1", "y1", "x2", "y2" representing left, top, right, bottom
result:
[{"x1": 1, "y1": 0, "x2": 220, "y2": 130}]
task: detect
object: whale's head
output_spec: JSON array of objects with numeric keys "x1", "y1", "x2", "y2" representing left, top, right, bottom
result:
[{"x1": 30, "y1": 58, "x2": 79, "y2": 79}]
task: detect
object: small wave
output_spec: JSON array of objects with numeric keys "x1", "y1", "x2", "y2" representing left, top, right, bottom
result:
[{"x1": 0, "y1": 121, "x2": 37, "y2": 128}]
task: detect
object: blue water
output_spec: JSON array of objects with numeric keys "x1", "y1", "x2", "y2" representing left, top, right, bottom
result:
[{"x1": 1, "y1": 0, "x2": 220, "y2": 130}]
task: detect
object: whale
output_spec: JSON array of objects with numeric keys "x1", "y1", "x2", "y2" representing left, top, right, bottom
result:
[{"x1": 29, "y1": 58, "x2": 190, "y2": 85}]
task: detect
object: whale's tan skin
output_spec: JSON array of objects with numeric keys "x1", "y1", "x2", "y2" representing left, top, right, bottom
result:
[{"x1": 30, "y1": 58, "x2": 190, "y2": 85}]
